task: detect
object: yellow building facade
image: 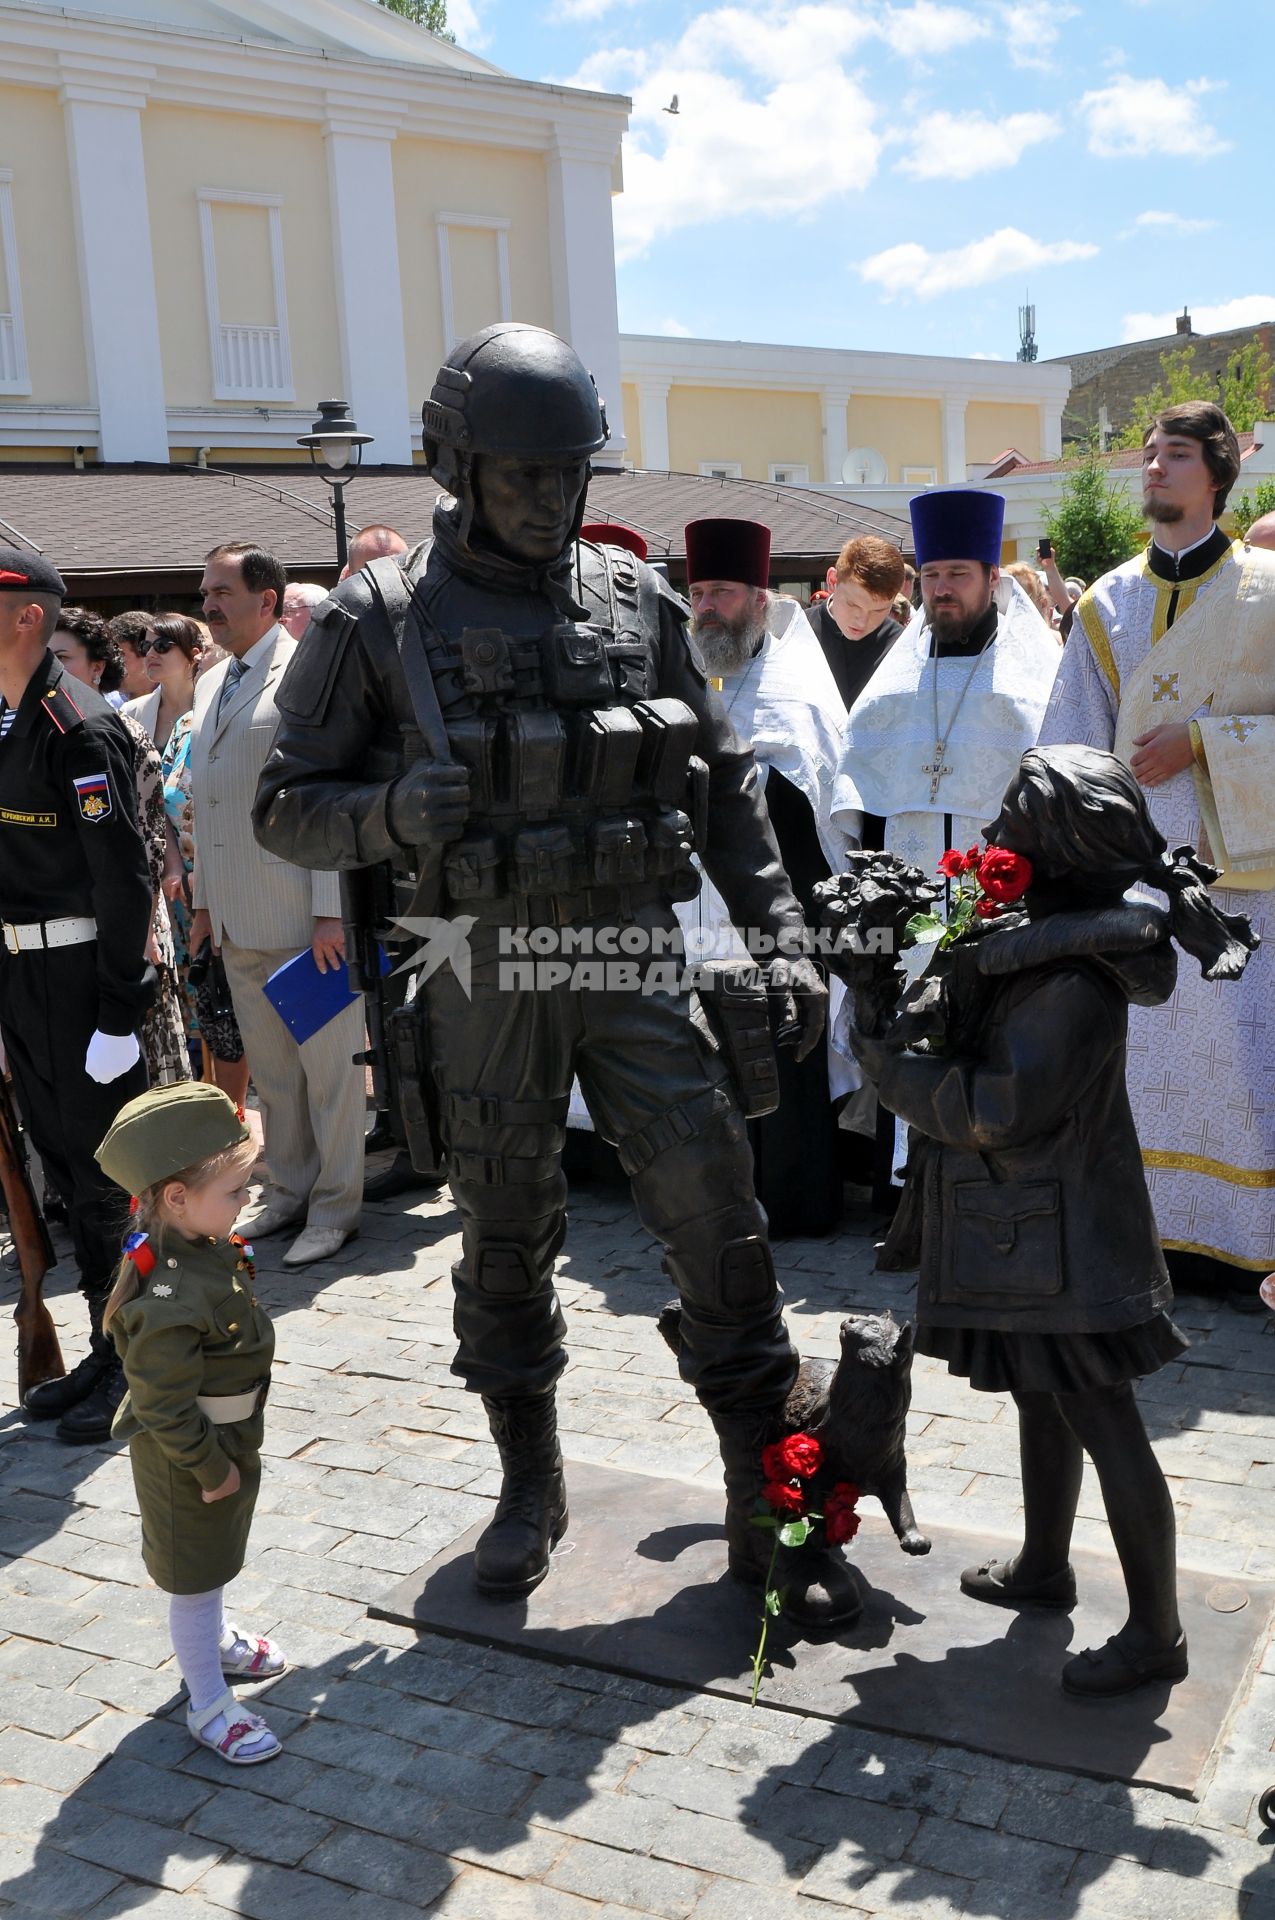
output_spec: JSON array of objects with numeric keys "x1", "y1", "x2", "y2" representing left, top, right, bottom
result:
[{"x1": 0, "y1": 0, "x2": 628, "y2": 466}]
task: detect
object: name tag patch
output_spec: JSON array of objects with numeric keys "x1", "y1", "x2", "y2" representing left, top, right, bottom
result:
[
  {"x1": 0, "y1": 807, "x2": 56, "y2": 827},
  {"x1": 72, "y1": 772, "x2": 112, "y2": 823}
]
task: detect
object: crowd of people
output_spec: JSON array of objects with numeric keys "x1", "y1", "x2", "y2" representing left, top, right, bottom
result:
[{"x1": 1, "y1": 336, "x2": 1271, "y2": 1767}]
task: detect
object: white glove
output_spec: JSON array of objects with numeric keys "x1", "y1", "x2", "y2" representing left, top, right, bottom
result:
[{"x1": 84, "y1": 1030, "x2": 141, "y2": 1084}]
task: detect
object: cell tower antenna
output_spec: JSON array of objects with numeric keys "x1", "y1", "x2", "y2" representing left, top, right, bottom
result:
[{"x1": 1017, "y1": 298, "x2": 1038, "y2": 364}]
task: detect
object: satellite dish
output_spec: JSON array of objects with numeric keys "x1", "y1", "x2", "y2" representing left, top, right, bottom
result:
[{"x1": 842, "y1": 446, "x2": 888, "y2": 486}]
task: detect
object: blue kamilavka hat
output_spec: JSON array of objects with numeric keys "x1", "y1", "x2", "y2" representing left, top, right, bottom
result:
[{"x1": 909, "y1": 489, "x2": 1005, "y2": 566}]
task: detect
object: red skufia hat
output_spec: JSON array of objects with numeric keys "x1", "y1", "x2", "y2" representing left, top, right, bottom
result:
[
  {"x1": 684, "y1": 518, "x2": 771, "y2": 588},
  {"x1": 580, "y1": 522, "x2": 648, "y2": 562}
]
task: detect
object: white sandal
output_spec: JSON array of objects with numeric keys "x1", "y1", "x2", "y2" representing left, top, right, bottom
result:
[
  {"x1": 187, "y1": 1688, "x2": 281, "y2": 1765},
  {"x1": 220, "y1": 1623, "x2": 287, "y2": 1679}
]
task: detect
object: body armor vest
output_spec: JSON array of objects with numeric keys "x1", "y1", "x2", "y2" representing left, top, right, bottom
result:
[{"x1": 415, "y1": 545, "x2": 704, "y2": 914}]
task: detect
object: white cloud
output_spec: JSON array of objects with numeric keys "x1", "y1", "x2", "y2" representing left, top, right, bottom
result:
[
  {"x1": 969, "y1": 351, "x2": 1006, "y2": 360},
  {"x1": 1121, "y1": 295, "x2": 1275, "y2": 342},
  {"x1": 1000, "y1": 1, "x2": 1078, "y2": 69},
  {"x1": 878, "y1": 3, "x2": 989, "y2": 55},
  {"x1": 1125, "y1": 209, "x2": 1217, "y2": 235},
  {"x1": 445, "y1": 0, "x2": 483, "y2": 43},
  {"x1": 659, "y1": 317, "x2": 693, "y2": 336},
  {"x1": 896, "y1": 108, "x2": 1059, "y2": 180},
  {"x1": 565, "y1": 7, "x2": 885, "y2": 262},
  {"x1": 860, "y1": 224, "x2": 1098, "y2": 299},
  {"x1": 546, "y1": 0, "x2": 636, "y2": 21},
  {"x1": 1079, "y1": 73, "x2": 1230, "y2": 159}
]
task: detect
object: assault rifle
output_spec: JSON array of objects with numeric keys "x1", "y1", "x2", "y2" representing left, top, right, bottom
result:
[{"x1": 0, "y1": 1073, "x2": 62, "y2": 1401}]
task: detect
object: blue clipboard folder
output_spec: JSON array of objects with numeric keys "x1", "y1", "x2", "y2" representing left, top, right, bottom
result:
[{"x1": 263, "y1": 945, "x2": 389, "y2": 1046}]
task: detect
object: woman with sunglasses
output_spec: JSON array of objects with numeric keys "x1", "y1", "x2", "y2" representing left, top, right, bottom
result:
[{"x1": 129, "y1": 616, "x2": 249, "y2": 1107}]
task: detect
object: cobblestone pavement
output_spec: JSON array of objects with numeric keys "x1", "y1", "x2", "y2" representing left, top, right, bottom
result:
[{"x1": 2, "y1": 1177, "x2": 1274, "y2": 1919}]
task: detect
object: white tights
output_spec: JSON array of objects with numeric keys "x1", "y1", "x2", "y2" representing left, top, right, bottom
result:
[{"x1": 169, "y1": 1588, "x2": 271, "y2": 1756}]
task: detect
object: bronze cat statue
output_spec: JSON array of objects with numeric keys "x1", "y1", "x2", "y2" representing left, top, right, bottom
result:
[{"x1": 660, "y1": 1304, "x2": 930, "y2": 1555}]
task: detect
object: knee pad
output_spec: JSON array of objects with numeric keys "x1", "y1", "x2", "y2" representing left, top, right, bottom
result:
[
  {"x1": 715, "y1": 1235, "x2": 777, "y2": 1312},
  {"x1": 472, "y1": 1244, "x2": 543, "y2": 1298}
]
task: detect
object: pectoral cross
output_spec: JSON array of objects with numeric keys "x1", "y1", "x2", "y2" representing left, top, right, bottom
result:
[{"x1": 923, "y1": 744, "x2": 952, "y2": 802}]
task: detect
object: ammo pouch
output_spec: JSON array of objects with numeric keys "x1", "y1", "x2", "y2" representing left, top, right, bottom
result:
[
  {"x1": 446, "y1": 716, "x2": 499, "y2": 815},
  {"x1": 512, "y1": 823, "x2": 577, "y2": 895},
  {"x1": 571, "y1": 707, "x2": 643, "y2": 807},
  {"x1": 460, "y1": 628, "x2": 515, "y2": 697},
  {"x1": 507, "y1": 711, "x2": 566, "y2": 817},
  {"x1": 589, "y1": 816, "x2": 647, "y2": 887},
  {"x1": 696, "y1": 961, "x2": 781, "y2": 1118},
  {"x1": 634, "y1": 698, "x2": 699, "y2": 806},
  {"x1": 943, "y1": 1179, "x2": 1063, "y2": 1301},
  {"x1": 647, "y1": 808, "x2": 699, "y2": 902},
  {"x1": 443, "y1": 833, "x2": 502, "y2": 901},
  {"x1": 387, "y1": 998, "x2": 443, "y2": 1176},
  {"x1": 542, "y1": 623, "x2": 615, "y2": 705}
]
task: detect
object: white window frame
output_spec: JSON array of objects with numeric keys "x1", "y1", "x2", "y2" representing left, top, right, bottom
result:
[
  {"x1": 768, "y1": 462, "x2": 809, "y2": 485},
  {"x1": 197, "y1": 188, "x2": 294, "y2": 402},
  {"x1": 699, "y1": 460, "x2": 742, "y2": 480},
  {"x1": 435, "y1": 212, "x2": 511, "y2": 356},
  {"x1": 901, "y1": 465, "x2": 938, "y2": 486},
  {"x1": 0, "y1": 172, "x2": 31, "y2": 396}
]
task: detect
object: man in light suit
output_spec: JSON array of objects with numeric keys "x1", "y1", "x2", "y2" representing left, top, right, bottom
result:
[{"x1": 189, "y1": 541, "x2": 362, "y2": 1266}]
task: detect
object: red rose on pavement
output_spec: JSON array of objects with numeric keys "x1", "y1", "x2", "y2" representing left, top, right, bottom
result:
[
  {"x1": 762, "y1": 1479, "x2": 806, "y2": 1516},
  {"x1": 762, "y1": 1432, "x2": 824, "y2": 1482},
  {"x1": 974, "y1": 898, "x2": 1002, "y2": 919},
  {"x1": 937, "y1": 848, "x2": 970, "y2": 878},
  {"x1": 975, "y1": 848, "x2": 1033, "y2": 904},
  {"x1": 824, "y1": 1481, "x2": 861, "y2": 1545}
]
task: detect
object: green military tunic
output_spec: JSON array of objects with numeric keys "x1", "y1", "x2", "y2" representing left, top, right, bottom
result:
[{"x1": 110, "y1": 1232, "x2": 273, "y2": 1595}]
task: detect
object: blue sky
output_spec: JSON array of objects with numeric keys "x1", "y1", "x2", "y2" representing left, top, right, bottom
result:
[{"x1": 445, "y1": 0, "x2": 1271, "y2": 362}]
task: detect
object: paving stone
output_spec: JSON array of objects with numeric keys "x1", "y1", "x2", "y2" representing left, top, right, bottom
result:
[
  {"x1": 546, "y1": 1837, "x2": 705, "y2": 1918},
  {"x1": 185, "y1": 1783, "x2": 336, "y2": 1866},
  {"x1": 302, "y1": 1822, "x2": 459, "y2": 1904},
  {"x1": 197, "y1": 1858, "x2": 424, "y2": 1920},
  {"x1": 0, "y1": 1676, "x2": 102, "y2": 1737},
  {"x1": 800, "y1": 1848, "x2": 972, "y2": 1919},
  {"x1": 61, "y1": 1811, "x2": 226, "y2": 1892},
  {"x1": 0, "y1": 1727, "x2": 104, "y2": 1791},
  {"x1": 80, "y1": 1754, "x2": 215, "y2": 1824},
  {"x1": 0, "y1": 1834, "x2": 122, "y2": 1917},
  {"x1": 85, "y1": 1890, "x2": 240, "y2": 1920}
]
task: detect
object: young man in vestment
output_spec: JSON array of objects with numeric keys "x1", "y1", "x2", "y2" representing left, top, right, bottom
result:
[{"x1": 1039, "y1": 402, "x2": 1275, "y2": 1310}]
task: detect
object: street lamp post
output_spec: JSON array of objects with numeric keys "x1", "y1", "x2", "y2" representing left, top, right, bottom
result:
[{"x1": 297, "y1": 399, "x2": 373, "y2": 572}]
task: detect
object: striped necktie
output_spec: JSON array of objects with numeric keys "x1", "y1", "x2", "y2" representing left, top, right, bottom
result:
[{"x1": 217, "y1": 655, "x2": 247, "y2": 719}]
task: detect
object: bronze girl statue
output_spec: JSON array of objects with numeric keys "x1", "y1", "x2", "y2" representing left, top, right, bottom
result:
[{"x1": 843, "y1": 744, "x2": 1256, "y2": 1696}]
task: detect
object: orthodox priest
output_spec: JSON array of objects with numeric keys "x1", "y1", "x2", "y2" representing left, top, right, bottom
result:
[
  {"x1": 684, "y1": 517, "x2": 852, "y2": 1235},
  {"x1": 1039, "y1": 401, "x2": 1275, "y2": 1309},
  {"x1": 832, "y1": 489, "x2": 1061, "y2": 879}
]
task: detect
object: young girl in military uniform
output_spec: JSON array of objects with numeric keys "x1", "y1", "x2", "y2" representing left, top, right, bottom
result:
[{"x1": 97, "y1": 1083, "x2": 285, "y2": 1765}]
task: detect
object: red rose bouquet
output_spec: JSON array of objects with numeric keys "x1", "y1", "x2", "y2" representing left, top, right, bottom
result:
[
  {"x1": 908, "y1": 843, "x2": 1033, "y2": 954},
  {"x1": 748, "y1": 1430, "x2": 861, "y2": 1704}
]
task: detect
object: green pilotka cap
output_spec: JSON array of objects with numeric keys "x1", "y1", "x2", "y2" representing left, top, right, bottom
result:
[{"x1": 96, "y1": 1084, "x2": 251, "y2": 1196}]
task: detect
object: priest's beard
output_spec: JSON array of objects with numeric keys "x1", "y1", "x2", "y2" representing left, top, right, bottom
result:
[
  {"x1": 693, "y1": 604, "x2": 768, "y2": 675},
  {"x1": 1144, "y1": 493, "x2": 1184, "y2": 525},
  {"x1": 927, "y1": 593, "x2": 994, "y2": 646}
]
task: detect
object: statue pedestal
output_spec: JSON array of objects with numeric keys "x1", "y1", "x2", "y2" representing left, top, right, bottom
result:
[{"x1": 371, "y1": 1461, "x2": 1273, "y2": 1799}]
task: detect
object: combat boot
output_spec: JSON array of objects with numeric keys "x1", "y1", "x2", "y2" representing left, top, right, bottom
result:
[
  {"x1": 24, "y1": 1294, "x2": 112, "y2": 1422},
  {"x1": 56, "y1": 1353, "x2": 126, "y2": 1445},
  {"x1": 476, "y1": 1394, "x2": 568, "y2": 1596},
  {"x1": 709, "y1": 1407, "x2": 862, "y2": 1632}
]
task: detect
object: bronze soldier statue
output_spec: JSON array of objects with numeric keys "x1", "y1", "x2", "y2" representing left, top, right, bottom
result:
[{"x1": 254, "y1": 323, "x2": 852, "y2": 1624}]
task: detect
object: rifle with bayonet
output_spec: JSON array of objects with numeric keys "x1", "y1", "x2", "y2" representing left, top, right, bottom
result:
[{"x1": 0, "y1": 1071, "x2": 63, "y2": 1401}]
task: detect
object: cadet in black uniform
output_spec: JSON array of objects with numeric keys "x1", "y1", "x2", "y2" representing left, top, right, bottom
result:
[
  {"x1": 0, "y1": 550, "x2": 153, "y2": 1441},
  {"x1": 253, "y1": 325, "x2": 859, "y2": 1629}
]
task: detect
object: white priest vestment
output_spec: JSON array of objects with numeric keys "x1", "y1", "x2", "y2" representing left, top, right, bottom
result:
[
  {"x1": 1039, "y1": 535, "x2": 1275, "y2": 1273},
  {"x1": 831, "y1": 576, "x2": 1061, "y2": 876}
]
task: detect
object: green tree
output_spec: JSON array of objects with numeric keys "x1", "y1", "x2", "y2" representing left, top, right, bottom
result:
[
  {"x1": 377, "y1": 0, "x2": 455, "y2": 39},
  {"x1": 1115, "y1": 338, "x2": 1273, "y2": 448},
  {"x1": 1041, "y1": 435, "x2": 1146, "y2": 583},
  {"x1": 1230, "y1": 478, "x2": 1275, "y2": 537}
]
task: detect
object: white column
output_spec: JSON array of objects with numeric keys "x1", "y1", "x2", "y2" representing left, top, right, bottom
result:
[
  {"x1": 636, "y1": 378, "x2": 670, "y2": 473},
  {"x1": 546, "y1": 133, "x2": 626, "y2": 466},
  {"x1": 942, "y1": 394, "x2": 968, "y2": 483},
  {"x1": 1041, "y1": 399, "x2": 1063, "y2": 461},
  {"x1": 60, "y1": 78, "x2": 168, "y2": 463},
  {"x1": 821, "y1": 385, "x2": 852, "y2": 483},
  {"x1": 324, "y1": 114, "x2": 413, "y2": 463}
]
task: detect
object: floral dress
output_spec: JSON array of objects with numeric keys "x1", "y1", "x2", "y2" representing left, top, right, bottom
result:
[
  {"x1": 120, "y1": 712, "x2": 191, "y2": 1087},
  {"x1": 161, "y1": 712, "x2": 244, "y2": 1064}
]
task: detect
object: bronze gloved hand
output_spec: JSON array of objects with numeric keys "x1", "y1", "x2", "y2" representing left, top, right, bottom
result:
[
  {"x1": 768, "y1": 954, "x2": 827, "y2": 1063},
  {"x1": 387, "y1": 760, "x2": 470, "y2": 847}
]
